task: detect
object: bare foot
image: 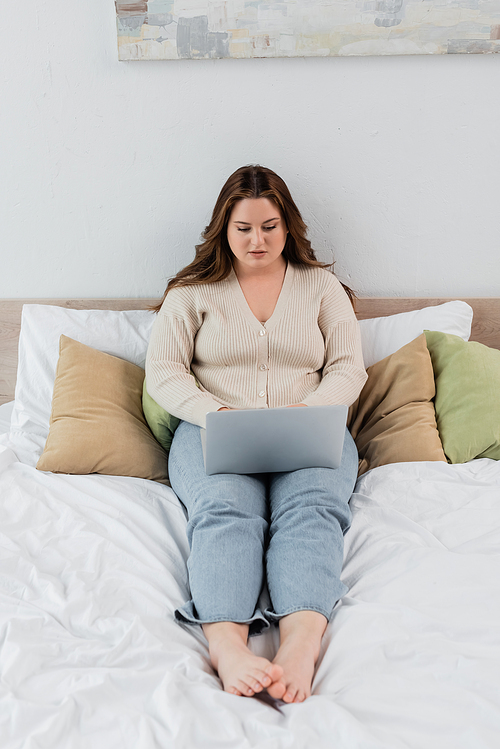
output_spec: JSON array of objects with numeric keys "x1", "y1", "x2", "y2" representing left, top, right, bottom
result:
[
  {"x1": 269, "y1": 638, "x2": 317, "y2": 703},
  {"x1": 268, "y1": 611, "x2": 327, "y2": 703},
  {"x1": 216, "y1": 639, "x2": 285, "y2": 697},
  {"x1": 203, "y1": 622, "x2": 285, "y2": 698}
]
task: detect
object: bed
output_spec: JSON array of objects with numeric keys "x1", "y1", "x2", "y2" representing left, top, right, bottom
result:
[{"x1": 0, "y1": 297, "x2": 499, "y2": 749}]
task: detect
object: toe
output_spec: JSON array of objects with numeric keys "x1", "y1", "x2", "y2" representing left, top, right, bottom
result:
[
  {"x1": 267, "y1": 679, "x2": 286, "y2": 700},
  {"x1": 282, "y1": 687, "x2": 298, "y2": 703},
  {"x1": 235, "y1": 680, "x2": 255, "y2": 697},
  {"x1": 266, "y1": 664, "x2": 284, "y2": 682},
  {"x1": 249, "y1": 667, "x2": 271, "y2": 688},
  {"x1": 248, "y1": 665, "x2": 279, "y2": 691},
  {"x1": 245, "y1": 668, "x2": 271, "y2": 692}
]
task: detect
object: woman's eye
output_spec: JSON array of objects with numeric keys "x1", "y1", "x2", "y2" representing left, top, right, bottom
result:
[{"x1": 236, "y1": 225, "x2": 276, "y2": 233}]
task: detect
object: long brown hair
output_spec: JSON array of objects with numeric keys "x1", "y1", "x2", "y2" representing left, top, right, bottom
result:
[{"x1": 151, "y1": 165, "x2": 355, "y2": 312}]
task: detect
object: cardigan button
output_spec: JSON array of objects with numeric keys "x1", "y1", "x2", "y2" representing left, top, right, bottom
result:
[
  {"x1": 259, "y1": 391, "x2": 266, "y2": 398},
  {"x1": 259, "y1": 329, "x2": 267, "y2": 336}
]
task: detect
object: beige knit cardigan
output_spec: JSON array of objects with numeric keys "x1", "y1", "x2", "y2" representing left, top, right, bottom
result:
[{"x1": 145, "y1": 263, "x2": 367, "y2": 429}]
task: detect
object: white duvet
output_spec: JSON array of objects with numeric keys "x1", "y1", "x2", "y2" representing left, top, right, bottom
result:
[{"x1": 1, "y1": 422, "x2": 499, "y2": 749}]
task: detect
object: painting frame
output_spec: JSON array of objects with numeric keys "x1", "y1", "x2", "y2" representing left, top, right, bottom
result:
[{"x1": 116, "y1": 0, "x2": 500, "y2": 60}]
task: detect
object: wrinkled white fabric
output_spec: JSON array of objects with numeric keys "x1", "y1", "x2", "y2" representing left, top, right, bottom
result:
[
  {"x1": 0, "y1": 449, "x2": 499, "y2": 748},
  {"x1": 0, "y1": 402, "x2": 13, "y2": 434}
]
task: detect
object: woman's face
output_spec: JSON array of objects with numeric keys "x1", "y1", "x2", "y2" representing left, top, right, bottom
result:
[{"x1": 227, "y1": 198, "x2": 288, "y2": 275}]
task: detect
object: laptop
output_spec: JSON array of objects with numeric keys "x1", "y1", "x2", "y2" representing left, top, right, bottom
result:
[{"x1": 200, "y1": 405, "x2": 348, "y2": 475}]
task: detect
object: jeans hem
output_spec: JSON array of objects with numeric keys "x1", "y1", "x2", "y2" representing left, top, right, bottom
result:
[
  {"x1": 175, "y1": 604, "x2": 271, "y2": 637},
  {"x1": 264, "y1": 604, "x2": 334, "y2": 623}
]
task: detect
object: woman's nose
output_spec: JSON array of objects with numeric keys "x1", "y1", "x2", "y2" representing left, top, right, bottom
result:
[{"x1": 252, "y1": 228, "x2": 264, "y2": 246}]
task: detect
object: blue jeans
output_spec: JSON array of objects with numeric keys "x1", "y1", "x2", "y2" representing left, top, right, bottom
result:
[{"x1": 168, "y1": 420, "x2": 358, "y2": 636}]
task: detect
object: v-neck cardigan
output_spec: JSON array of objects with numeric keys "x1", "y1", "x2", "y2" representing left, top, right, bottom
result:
[{"x1": 145, "y1": 264, "x2": 367, "y2": 429}]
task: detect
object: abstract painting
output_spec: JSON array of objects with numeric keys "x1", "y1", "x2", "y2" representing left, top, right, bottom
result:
[{"x1": 116, "y1": 0, "x2": 500, "y2": 60}]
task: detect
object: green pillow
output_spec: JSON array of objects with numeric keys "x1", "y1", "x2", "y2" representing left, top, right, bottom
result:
[
  {"x1": 424, "y1": 330, "x2": 500, "y2": 463},
  {"x1": 142, "y1": 380, "x2": 181, "y2": 454}
]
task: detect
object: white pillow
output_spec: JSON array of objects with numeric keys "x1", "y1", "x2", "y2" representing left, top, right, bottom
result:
[
  {"x1": 10, "y1": 305, "x2": 155, "y2": 465},
  {"x1": 359, "y1": 300, "x2": 473, "y2": 368}
]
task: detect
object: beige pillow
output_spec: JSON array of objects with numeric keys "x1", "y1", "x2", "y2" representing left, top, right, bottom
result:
[
  {"x1": 37, "y1": 335, "x2": 170, "y2": 484},
  {"x1": 348, "y1": 333, "x2": 447, "y2": 476}
]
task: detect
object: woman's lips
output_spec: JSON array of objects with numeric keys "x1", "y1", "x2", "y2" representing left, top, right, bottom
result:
[{"x1": 250, "y1": 251, "x2": 266, "y2": 256}]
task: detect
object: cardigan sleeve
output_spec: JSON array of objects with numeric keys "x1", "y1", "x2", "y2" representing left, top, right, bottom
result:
[
  {"x1": 145, "y1": 288, "x2": 225, "y2": 428},
  {"x1": 301, "y1": 277, "x2": 367, "y2": 408}
]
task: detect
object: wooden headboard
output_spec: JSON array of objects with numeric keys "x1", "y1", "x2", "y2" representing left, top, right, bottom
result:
[{"x1": 1, "y1": 297, "x2": 499, "y2": 406}]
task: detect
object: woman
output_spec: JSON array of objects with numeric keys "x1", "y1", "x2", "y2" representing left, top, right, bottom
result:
[{"x1": 145, "y1": 165, "x2": 367, "y2": 703}]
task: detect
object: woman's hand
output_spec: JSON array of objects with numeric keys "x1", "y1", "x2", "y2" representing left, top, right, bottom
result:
[{"x1": 218, "y1": 405, "x2": 307, "y2": 411}]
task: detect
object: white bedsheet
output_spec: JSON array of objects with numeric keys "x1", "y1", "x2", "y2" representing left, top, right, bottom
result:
[
  {"x1": 0, "y1": 439, "x2": 499, "y2": 748},
  {"x1": 0, "y1": 402, "x2": 14, "y2": 436}
]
